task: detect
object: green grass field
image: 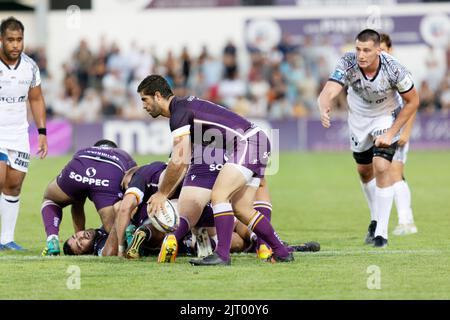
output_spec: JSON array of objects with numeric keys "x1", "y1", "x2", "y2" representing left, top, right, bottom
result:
[{"x1": 0, "y1": 151, "x2": 449, "y2": 299}]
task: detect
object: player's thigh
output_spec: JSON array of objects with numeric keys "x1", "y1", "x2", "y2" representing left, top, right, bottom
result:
[
  {"x1": 4, "y1": 165, "x2": 27, "y2": 195},
  {"x1": 0, "y1": 159, "x2": 6, "y2": 190},
  {"x1": 178, "y1": 186, "x2": 211, "y2": 226},
  {"x1": 211, "y1": 163, "x2": 248, "y2": 204},
  {"x1": 231, "y1": 184, "x2": 259, "y2": 225},
  {"x1": 254, "y1": 178, "x2": 271, "y2": 203},
  {"x1": 43, "y1": 178, "x2": 74, "y2": 205}
]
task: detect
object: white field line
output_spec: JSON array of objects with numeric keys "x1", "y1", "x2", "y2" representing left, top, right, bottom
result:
[{"x1": 0, "y1": 249, "x2": 446, "y2": 261}]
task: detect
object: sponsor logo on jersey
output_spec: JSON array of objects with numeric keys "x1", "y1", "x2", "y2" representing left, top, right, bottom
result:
[
  {"x1": 209, "y1": 164, "x2": 224, "y2": 171},
  {"x1": 0, "y1": 96, "x2": 26, "y2": 103},
  {"x1": 86, "y1": 167, "x2": 96, "y2": 177},
  {"x1": 331, "y1": 69, "x2": 345, "y2": 81},
  {"x1": 69, "y1": 171, "x2": 110, "y2": 186}
]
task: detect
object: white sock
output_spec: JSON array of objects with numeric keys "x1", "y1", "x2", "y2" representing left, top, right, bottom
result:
[
  {"x1": 393, "y1": 180, "x2": 414, "y2": 225},
  {"x1": 374, "y1": 186, "x2": 394, "y2": 239},
  {"x1": 361, "y1": 179, "x2": 376, "y2": 221},
  {"x1": 0, "y1": 193, "x2": 20, "y2": 244},
  {"x1": 47, "y1": 234, "x2": 59, "y2": 241}
]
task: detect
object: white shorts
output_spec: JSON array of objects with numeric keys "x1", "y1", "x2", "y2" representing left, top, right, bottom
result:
[
  {"x1": 392, "y1": 142, "x2": 409, "y2": 164},
  {"x1": 348, "y1": 111, "x2": 400, "y2": 153},
  {"x1": 0, "y1": 148, "x2": 30, "y2": 173}
]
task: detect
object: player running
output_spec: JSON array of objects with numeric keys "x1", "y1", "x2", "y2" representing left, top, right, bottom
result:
[{"x1": 318, "y1": 29, "x2": 419, "y2": 247}]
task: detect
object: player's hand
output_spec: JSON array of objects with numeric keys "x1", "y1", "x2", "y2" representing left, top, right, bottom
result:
[
  {"x1": 37, "y1": 134, "x2": 48, "y2": 159},
  {"x1": 147, "y1": 192, "x2": 167, "y2": 217},
  {"x1": 374, "y1": 132, "x2": 394, "y2": 148},
  {"x1": 320, "y1": 106, "x2": 331, "y2": 128}
]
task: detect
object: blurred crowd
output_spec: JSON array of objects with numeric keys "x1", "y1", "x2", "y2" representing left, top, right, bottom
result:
[{"x1": 26, "y1": 35, "x2": 450, "y2": 123}]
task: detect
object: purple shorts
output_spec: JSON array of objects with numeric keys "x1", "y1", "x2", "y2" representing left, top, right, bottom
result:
[
  {"x1": 57, "y1": 157, "x2": 124, "y2": 211},
  {"x1": 227, "y1": 128, "x2": 271, "y2": 179}
]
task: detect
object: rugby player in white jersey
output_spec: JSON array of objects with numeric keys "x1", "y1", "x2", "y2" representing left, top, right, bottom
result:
[
  {"x1": 0, "y1": 17, "x2": 48, "y2": 250},
  {"x1": 380, "y1": 33, "x2": 418, "y2": 236},
  {"x1": 318, "y1": 29, "x2": 419, "y2": 247}
]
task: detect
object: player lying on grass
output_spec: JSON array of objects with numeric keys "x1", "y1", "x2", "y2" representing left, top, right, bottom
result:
[
  {"x1": 40, "y1": 139, "x2": 136, "y2": 256},
  {"x1": 64, "y1": 160, "x2": 320, "y2": 257}
]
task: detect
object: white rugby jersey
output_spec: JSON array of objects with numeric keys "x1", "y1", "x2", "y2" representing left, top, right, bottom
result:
[
  {"x1": 329, "y1": 51, "x2": 414, "y2": 117},
  {"x1": 0, "y1": 52, "x2": 41, "y2": 140}
]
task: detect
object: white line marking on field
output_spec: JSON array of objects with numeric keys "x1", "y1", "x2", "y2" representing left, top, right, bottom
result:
[{"x1": 299, "y1": 249, "x2": 445, "y2": 256}]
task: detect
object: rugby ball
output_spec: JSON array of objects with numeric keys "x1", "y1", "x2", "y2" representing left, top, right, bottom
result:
[{"x1": 147, "y1": 199, "x2": 179, "y2": 233}]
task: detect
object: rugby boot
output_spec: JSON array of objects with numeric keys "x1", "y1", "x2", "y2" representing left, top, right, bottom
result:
[
  {"x1": 290, "y1": 241, "x2": 321, "y2": 252},
  {"x1": 365, "y1": 220, "x2": 377, "y2": 244},
  {"x1": 189, "y1": 252, "x2": 231, "y2": 266},
  {"x1": 157, "y1": 234, "x2": 178, "y2": 263},
  {"x1": 42, "y1": 235, "x2": 60, "y2": 256},
  {"x1": 126, "y1": 226, "x2": 150, "y2": 259},
  {"x1": 256, "y1": 244, "x2": 273, "y2": 260},
  {"x1": 373, "y1": 236, "x2": 388, "y2": 248},
  {"x1": 2, "y1": 241, "x2": 25, "y2": 251},
  {"x1": 267, "y1": 252, "x2": 294, "y2": 263}
]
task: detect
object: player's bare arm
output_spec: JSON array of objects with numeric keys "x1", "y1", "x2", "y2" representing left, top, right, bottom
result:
[
  {"x1": 147, "y1": 134, "x2": 190, "y2": 216},
  {"x1": 71, "y1": 198, "x2": 86, "y2": 233},
  {"x1": 398, "y1": 111, "x2": 417, "y2": 146},
  {"x1": 28, "y1": 85, "x2": 48, "y2": 159},
  {"x1": 317, "y1": 81, "x2": 344, "y2": 128},
  {"x1": 375, "y1": 87, "x2": 419, "y2": 148},
  {"x1": 115, "y1": 193, "x2": 139, "y2": 256}
]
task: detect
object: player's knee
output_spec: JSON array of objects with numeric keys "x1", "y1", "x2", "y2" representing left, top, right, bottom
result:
[
  {"x1": 2, "y1": 184, "x2": 22, "y2": 196},
  {"x1": 211, "y1": 189, "x2": 231, "y2": 205}
]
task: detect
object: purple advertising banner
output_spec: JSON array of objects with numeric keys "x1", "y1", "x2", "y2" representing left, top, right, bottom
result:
[
  {"x1": 66, "y1": 114, "x2": 450, "y2": 155},
  {"x1": 29, "y1": 119, "x2": 73, "y2": 156}
]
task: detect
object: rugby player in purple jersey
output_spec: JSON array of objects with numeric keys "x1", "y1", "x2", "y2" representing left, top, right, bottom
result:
[
  {"x1": 137, "y1": 75, "x2": 293, "y2": 265},
  {"x1": 40, "y1": 139, "x2": 137, "y2": 256}
]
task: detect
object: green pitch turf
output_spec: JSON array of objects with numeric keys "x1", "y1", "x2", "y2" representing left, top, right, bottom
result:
[{"x1": 0, "y1": 151, "x2": 449, "y2": 299}]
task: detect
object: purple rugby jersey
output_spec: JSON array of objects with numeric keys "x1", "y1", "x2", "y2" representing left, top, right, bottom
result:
[{"x1": 169, "y1": 96, "x2": 270, "y2": 178}]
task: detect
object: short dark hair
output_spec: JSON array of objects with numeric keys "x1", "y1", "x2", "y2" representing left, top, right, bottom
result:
[
  {"x1": 63, "y1": 240, "x2": 75, "y2": 256},
  {"x1": 380, "y1": 33, "x2": 392, "y2": 49},
  {"x1": 137, "y1": 75, "x2": 174, "y2": 99},
  {"x1": 93, "y1": 139, "x2": 118, "y2": 148},
  {"x1": 0, "y1": 17, "x2": 24, "y2": 36},
  {"x1": 356, "y1": 29, "x2": 380, "y2": 46}
]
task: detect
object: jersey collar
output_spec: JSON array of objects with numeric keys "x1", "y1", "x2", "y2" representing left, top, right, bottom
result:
[
  {"x1": 359, "y1": 56, "x2": 381, "y2": 82},
  {"x1": 0, "y1": 55, "x2": 21, "y2": 70}
]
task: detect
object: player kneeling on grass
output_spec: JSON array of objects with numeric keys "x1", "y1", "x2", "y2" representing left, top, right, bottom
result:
[{"x1": 40, "y1": 139, "x2": 136, "y2": 256}]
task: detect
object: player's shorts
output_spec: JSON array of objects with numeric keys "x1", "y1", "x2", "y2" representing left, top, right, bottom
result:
[
  {"x1": 392, "y1": 142, "x2": 409, "y2": 164},
  {"x1": 348, "y1": 110, "x2": 400, "y2": 153},
  {"x1": 227, "y1": 126, "x2": 270, "y2": 179},
  {"x1": 0, "y1": 148, "x2": 30, "y2": 173},
  {"x1": 56, "y1": 157, "x2": 124, "y2": 211}
]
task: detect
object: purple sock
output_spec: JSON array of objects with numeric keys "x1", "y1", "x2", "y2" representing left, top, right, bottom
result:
[
  {"x1": 253, "y1": 202, "x2": 272, "y2": 249},
  {"x1": 250, "y1": 211, "x2": 289, "y2": 258},
  {"x1": 174, "y1": 216, "x2": 190, "y2": 242},
  {"x1": 212, "y1": 203, "x2": 235, "y2": 262},
  {"x1": 41, "y1": 201, "x2": 63, "y2": 237}
]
